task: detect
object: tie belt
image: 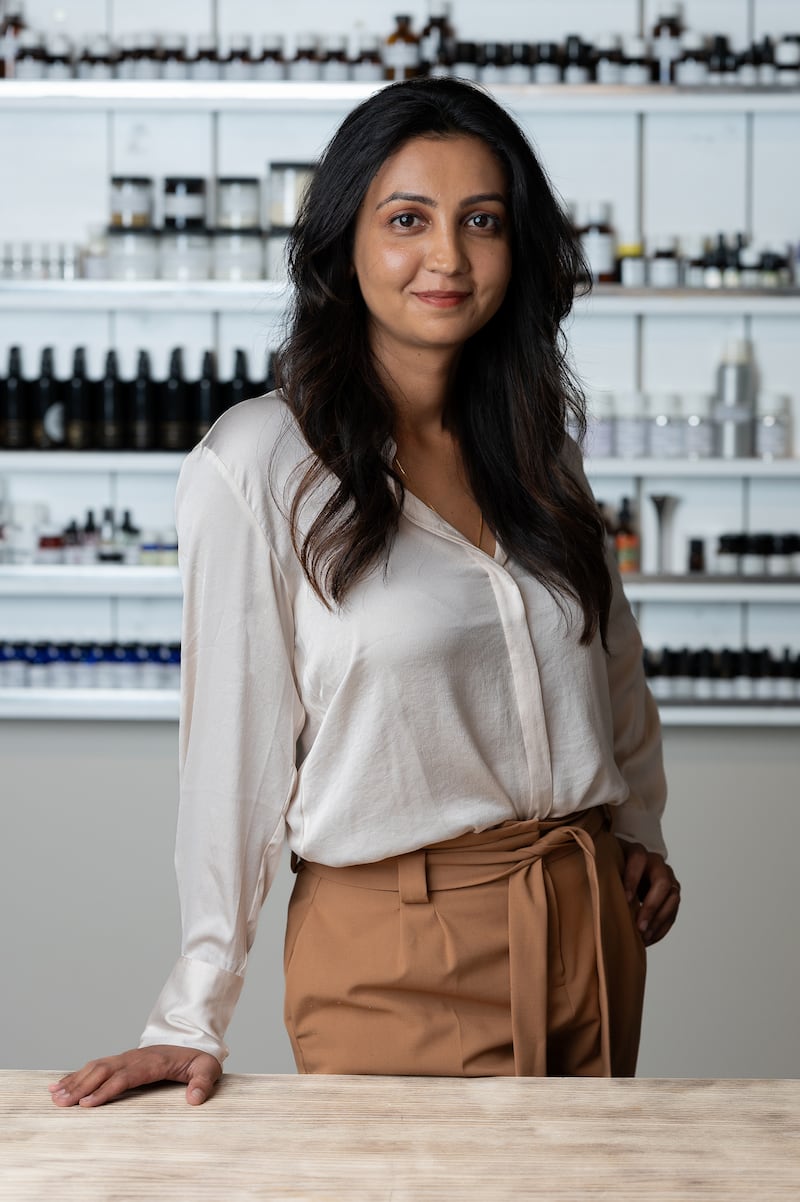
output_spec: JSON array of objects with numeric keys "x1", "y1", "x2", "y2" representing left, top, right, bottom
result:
[{"x1": 294, "y1": 803, "x2": 612, "y2": 1077}]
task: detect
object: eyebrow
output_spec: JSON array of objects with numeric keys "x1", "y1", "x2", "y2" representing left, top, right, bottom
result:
[{"x1": 375, "y1": 191, "x2": 507, "y2": 210}]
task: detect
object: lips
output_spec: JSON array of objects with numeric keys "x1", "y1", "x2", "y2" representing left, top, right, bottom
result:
[{"x1": 412, "y1": 290, "x2": 471, "y2": 307}]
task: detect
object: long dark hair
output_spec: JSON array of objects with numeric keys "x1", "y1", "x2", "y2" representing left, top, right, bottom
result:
[{"x1": 275, "y1": 77, "x2": 611, "y2": 647}]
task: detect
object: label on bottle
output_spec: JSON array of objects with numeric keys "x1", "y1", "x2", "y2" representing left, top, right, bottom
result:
[
  {"x1": 581, "y1": 229, "x2": 615, "y2": 279},
  {"x1": 320, "y1": 59, "x2": 350, "y2": 81},
  {"x1": 563, "y1": 65, "x2": 590, "y2": 84},
  {"x1": 351, "y1": 60, "x2": 384, "y2": 81},
  {"x1": 674, "y1": 59, "x2": 709, "y2": 85},
  {"x1": 756, "y1": 416, "x2": 789, "y2": 460},
  {"x1": 383, "y1": 41, "x2": 421, "y2": 71},
  {"x1": 616, "y1": 533, "x2": 640, "y2": 573},
  {"x1": 614, "y1": 416, "x2": 648, "y2": 458},
  {"x1": 42, "y1": 401, "x2": 65, "y2": 444},
  {"x1": 531, "y1": 63, "x2": 561, "y2": 84},
  {"x1": 595, "y1": 59, "x2": 622, "y2": 85},
  {"x1": 649, "y1": 416, "x2": 684, "y2": 458},
  {"x1": 162, "y1": 60, "x2": 189, "y2": 80},
  {"x1": 684, "y1": 417, "x2": 714, "y2": 459},
  {"x1": 621, "y1": 63, "x2": 651, "y2": 85},
  {"x1": 255, "y1": 59, "x2": 286, "y2": 80},
  {"x1": 287, "y1": 58, "x2": 321, "y2": 81},
  {"x1": 620, "y1": 256, "x2": 646, "y2": 287},
  {"x1": 189, "y1": 60, "x2": 221, "y2": 80},
  {"x1": 648, "y1": 256, "x2": 680, "y2": 288}
]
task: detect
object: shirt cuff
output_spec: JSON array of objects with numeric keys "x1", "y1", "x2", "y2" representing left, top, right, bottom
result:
[
  {"x1": 608, "y1": 800, "x2": 668, "y2": 861},
  {"x1": 138, "y1": 955, "x2": 244, "y2": 1065}
]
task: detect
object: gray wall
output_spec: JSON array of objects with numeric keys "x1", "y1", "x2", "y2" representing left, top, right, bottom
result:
[{"x1": 1, "y1": 720, "x2": 798, "y2": 1078}]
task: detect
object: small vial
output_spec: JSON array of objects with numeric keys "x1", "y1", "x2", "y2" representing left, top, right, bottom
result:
[
  {"x1": 383, "y1": 15, "x2": 421, "y2": 81},
  {"x1": 674, "y1": 32, "x2": 709, "y2": 85},
  {"x1": 187, "y1": 34, "x2": 220, "y2": 80},
  {"x1": 614, "y1": 392, "x2": 648, "y2": 459},
  {"x1": 288, "y1": 34, "x2": 321, "y2": 81},
  {"x1": 253, "y1": 35, "x2": 286, "y2": 81},
  {"x1": 161, "y1": 33, "x2": 188, "y2": 80},
  {"x1": 755, "y1": 394, "x2": 791, "y2": 460},
  {"x1": 319, "y1": 35, "x2": 349, "y2": 81},
  {"x1": 563, "y1": 35, "x2": 592, "y2": 84},
  {"x1": 220, "y1": 33, "x2": 253, "y2": 81},
  {"x1": 620, "y1": 36, "x2": 653, "y2": 85},
  {"x1": 580, "y1": 202, "x2": 616, "y2": 283},
  {"x1": 350, "y1": 35, "x2": 384, "y2": 82},
  {"x1": 450, "y1": 41, "x2": 479, "y2": 81},
  {"x1": 505, "y1": 42, "x2": 533, "y2": 84},
  {"x1": 531, "y1": 42, "x2": 562, "y2": 84},
  {"x1": 593, "y1": 34, "x2": 623, "y2": 85},
  {"x1": 618, "y1": 243, "x2": 646, "y2": 288},
  {"x1": 479, "y1": 43, "x2": 511, "y2": 86},
  {"x1": 647, "y1": 236, "x2": 681, "y2": 288}
]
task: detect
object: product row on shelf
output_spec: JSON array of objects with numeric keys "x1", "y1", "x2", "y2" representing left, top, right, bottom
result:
[
  {"x1": 3, "y1": 3, "x2": 800, "y2": 88},
  {"x1": 0, "y1": 500, "x2": 178, "y2": 568},
  {"x1": 0, "y1": 345, "x2": 273, "y2": 452},
  {"x1": 578, "y1": 339, "x2": 793, "y2": 464},
  {"x1": 574, "y1": 216, "x2": 797, "y2": 290},
  {"x1": 644, "y1": 646, "x2": 800, "y2": 702},
  {"x1": 2, "y1": 640, "x2": 799, "y2": 705},
  {"x1": 0, "y1": 640, "x2": 180, "y2": 690}
]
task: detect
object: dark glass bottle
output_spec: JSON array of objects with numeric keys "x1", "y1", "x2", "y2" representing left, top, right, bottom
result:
[
  {"x1": 65, "y1": 346, "x2": 92, "y2": 450},
  {"x1": 190, "y1": 349, "x2": 218, "y2": 443},
  {"x1": 223, "y1": 348, "x2": 250, "y2": 413},
  {"x1": 420, "y1": 1, "x2": 454, "y2": 73},
  {"x1": 128, "y1": 349, "x2": 156, "y2": 450},
  {"x1": 31, "y1": 347, "x2": 65, "y2": 449},
  {"x1": 0, "y1": 345, "x2": 30, "y2": 448},
  {"x1": 96, "y1": 349, "x2": 124, "y2": 449},
  {"x1": 159, "y1": 347, "x2": 188, "y2": 450}
]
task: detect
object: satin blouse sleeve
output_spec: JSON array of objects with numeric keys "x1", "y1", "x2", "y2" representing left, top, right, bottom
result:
[
  {"x1": 138, "y1": 442, "x2": 305, "y2": 1064},
  {"x1": 565, "y1": 436, "x2": 668, "y2": 859}
]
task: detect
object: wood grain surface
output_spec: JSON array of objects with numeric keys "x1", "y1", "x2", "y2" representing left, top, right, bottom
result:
[{"x1": 1, "y1": 1070, "x2": 799, "y2": 1200}]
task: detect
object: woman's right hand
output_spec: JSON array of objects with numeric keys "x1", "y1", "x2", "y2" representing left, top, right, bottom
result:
[{"x1": 48, "y1": 1045, "x2": 222, "y2": 1108}]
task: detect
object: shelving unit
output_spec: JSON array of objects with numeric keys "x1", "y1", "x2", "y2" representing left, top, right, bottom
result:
[
  {"x1": 2, "y1": 74, "x2": 799, "y2": 726},
  {"x1": 1, "y1": 79, "x2": 800, "y2": 113},
  {"x1": 2, "y1": 281, "x2": 799, "y2": 316}
]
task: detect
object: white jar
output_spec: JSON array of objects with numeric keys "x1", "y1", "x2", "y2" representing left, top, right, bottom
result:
[
  {"x1": 213, "y1": 230, "x2": 264, "y2": 281},
  {"x1": 755, "y1": 394, "x2": 792, "y2": 460},
  {"x1": 160, "y1": 227, "x2": 211, "y2": 281},
  {"x1": 217, "y1": 178, "x2": 261, "y2": 230},
  {"x1": 614, "y1": 392, "x2": 649, "y2": 458},
  {"x1": 269, "y1": 162, "x2": 316, "y2": 226},
  {"x1": 648, "y1": 393, "x2": 684, "y2": 458},
  {"x1": 107, "y1": 227, "x2": 159, "y2": 281},
  {"x1": 683, "y1": 394, "x2": 715, "y2": 459}
]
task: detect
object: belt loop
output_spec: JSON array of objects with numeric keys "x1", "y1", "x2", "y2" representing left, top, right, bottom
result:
[{"x1": 398, "y1": 850, "x2": 429, "y2": 904}]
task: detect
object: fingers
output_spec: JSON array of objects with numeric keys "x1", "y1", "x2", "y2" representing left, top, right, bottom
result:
[
  {"x1": 636, "y1": 866, "x2": 681, "y2": 948},
  {"x1": 619, "y1": 841, "x2": 648, "y2": 904},
  {"x1": 48, "y1": 1047, "x2": 222, "y2": 1109}
]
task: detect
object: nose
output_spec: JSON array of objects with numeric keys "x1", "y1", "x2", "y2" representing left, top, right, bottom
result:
[{"x1": 424, "y1": 219, "x2": 469, "y2": 276}]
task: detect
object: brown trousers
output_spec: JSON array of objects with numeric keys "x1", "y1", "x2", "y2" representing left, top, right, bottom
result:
[{"x1": 283, "y1": 804, "x2": 646, "y2": 1077}]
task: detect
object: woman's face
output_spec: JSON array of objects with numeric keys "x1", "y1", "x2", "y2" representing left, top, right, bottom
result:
[{"x1": 351, "y1": 134, "x2": 511, "y2": 365}]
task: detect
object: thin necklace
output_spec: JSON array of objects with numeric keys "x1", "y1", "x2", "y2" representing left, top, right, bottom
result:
[{"x1": 394, "y1": 455, "x2": 484, "y2": 550}]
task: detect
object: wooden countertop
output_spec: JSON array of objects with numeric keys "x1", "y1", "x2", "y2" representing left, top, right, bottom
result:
[{"x1": 2, "y1": 1070, "x2": 799, "y2": 1200}]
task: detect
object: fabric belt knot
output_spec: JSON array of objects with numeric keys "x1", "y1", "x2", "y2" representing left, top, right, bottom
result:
[{"x1": 295, "y1": 803, "x2": 613, "y2": 1077}]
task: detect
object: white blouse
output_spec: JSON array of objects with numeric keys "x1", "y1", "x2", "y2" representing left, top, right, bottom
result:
[{"x1": 138, "y1": 393, "x2": 667, "y2": 1064}]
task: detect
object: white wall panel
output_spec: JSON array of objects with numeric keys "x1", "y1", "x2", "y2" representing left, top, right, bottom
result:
[
  {"x1": 109, "y1": 0, "x2": 213, "y2": 37},
  {"x1": 217, "y1": 0, "x2": 639, "y2": 45},
  {"x1": 0, "y1": 112, "x2": 108, "y2": 242},
  {"x1": 0, "y1": 313, "x2": 110, "y2": 381},
  {"x1": 644, "y1": 115, "x2": 748, "y2": 245},
  {"x1": 520, "y1": 114, "x2": 638, "y2": 244},
  {"x1": 752, "y1": 114, "x2": 800, "y2": 248},
  {"x1": 637, "y1": 600, "x2": 743, "y2": 649},
  {"x1": 745, "y1": 605, "x2": 800, "y2": 654},
  {"x1": 568, "y1": 313, "x2": 638, "y2": 394},
  {"x1": 117, "y1": 597, "x2": 182, "y2": 641},
  {"x1": 0, "y1": 596, "x2": 114, "y2": 640},
  {"x1": 21, "y1": 0, "x2": 106, "y2": 39},
  {"x1": 641, "y1": 314, "x2": 747, "y2": 398},
  {"x1": 753, "y1": 0, "x2": 800, "y2": 37}
]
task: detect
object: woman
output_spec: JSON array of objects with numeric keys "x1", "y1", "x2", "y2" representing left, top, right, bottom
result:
[{"x1": 50, "y1": 78, "x2": 680, "y2": 1109}]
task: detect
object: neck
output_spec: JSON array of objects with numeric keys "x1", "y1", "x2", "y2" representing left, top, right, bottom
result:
[{"x1": 371, "y1": 333, "x2": 462, "y2": 447}]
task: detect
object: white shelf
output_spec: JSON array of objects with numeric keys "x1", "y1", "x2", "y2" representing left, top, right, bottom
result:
[
  {"x1": 0, "y1": 565, "x2": 181, "y2": 596},
  {"x1": 0, "y1": 689, "x2": 796, "y2": 724},
  {"x1": 0, "y1": 280, "x2": 290, "y2": 312},
  {"x1": 658, "y1": 704, "x2": 800, "y2": 726},
  {"x1": 0, "y1": 687, "x2": 179, "y2": 720},
  {"x1": 0, "y1": 449, "x2": 186, "y2": 472},
  {"x1": 2, "y1": 281, "x2": 799, "y2": 315},
  {"x1": 622, "y1": 577, "x2": 800, "y2": 602},
  {"x1": 576, "y1": 288, "x2": 800, "y2": 317},
  {"x1": 585, "y1": 457, "x2": 800, "y2": 477},
  {"x1": 1, "y1": 80, "x2": 800, "y2": 114}
]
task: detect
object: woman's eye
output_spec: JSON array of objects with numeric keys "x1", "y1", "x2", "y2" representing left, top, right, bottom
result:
[
  {"x1": 390, "y1": 213, "x2": 421, "y2": 229},
  {"x1": 467, "y1": 212, "x2": 502, "y2": 231}
]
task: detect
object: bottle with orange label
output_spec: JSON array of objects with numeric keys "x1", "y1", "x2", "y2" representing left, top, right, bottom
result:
[{"x1": 615, "y1": 496, "x2": 641, "y2": 573}]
